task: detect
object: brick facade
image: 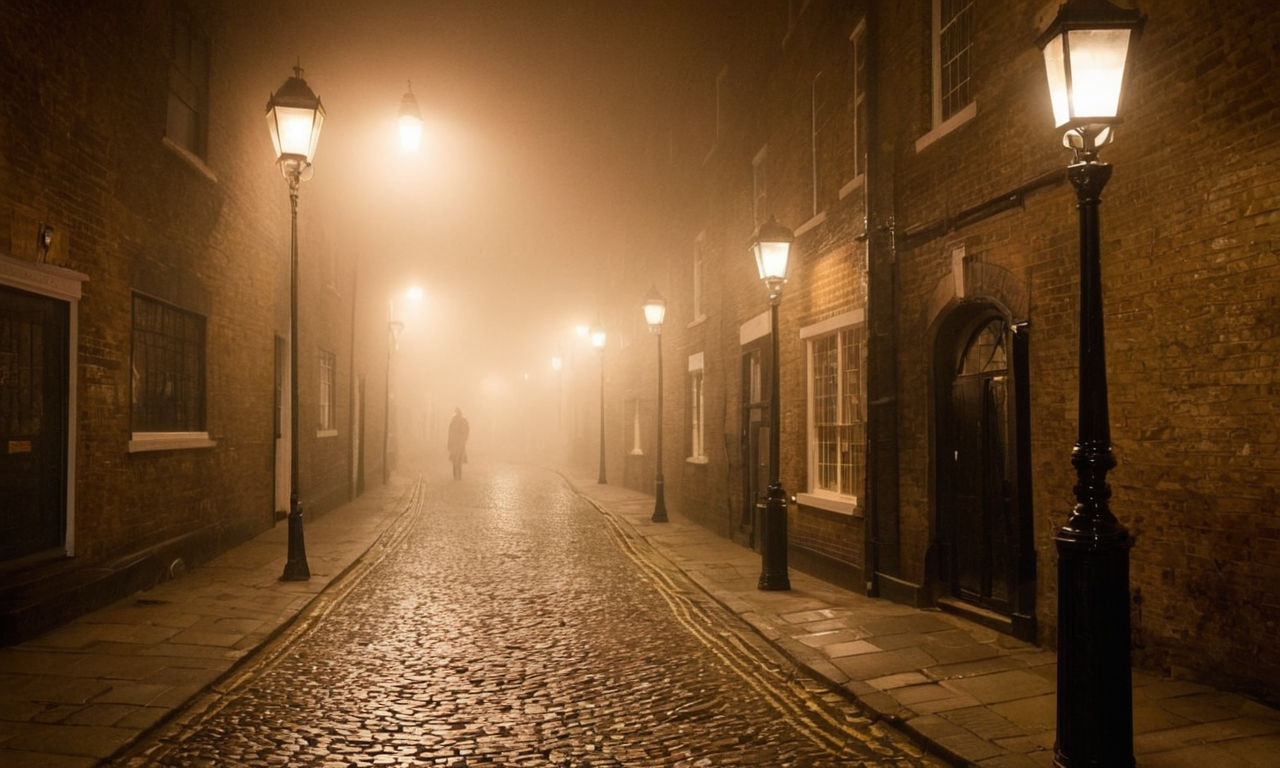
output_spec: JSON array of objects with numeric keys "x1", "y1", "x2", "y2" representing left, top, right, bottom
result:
[{"x1": 598, "y1": 0, "x2": 1280, "y2": 703}]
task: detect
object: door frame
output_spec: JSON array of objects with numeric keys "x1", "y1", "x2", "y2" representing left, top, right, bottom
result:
[
  {"x1": 928, "y1": 302, "x2": 1037, "y2": 640},
  {"x1": 0, "y1": 253, "x2": 86, "y2": 560}
]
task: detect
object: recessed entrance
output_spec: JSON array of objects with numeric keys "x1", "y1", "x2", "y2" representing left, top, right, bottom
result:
[{"x1": 934, "y1": 308, "x2": 1036, "y2": 639}]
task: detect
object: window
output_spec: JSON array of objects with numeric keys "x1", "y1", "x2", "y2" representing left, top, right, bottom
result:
[
  {"x1": 805, "y1": 320, "x2": 866, "y2": 504},
  {"x1": 752, "y1": 146, "x2": 768, "y2": 228},
  {"x1": 935, "y1": 0, "x2": 974, "y2": 124},
  {"x1": 848, "y1": 21, "x2": 868, "y2": 182},
  {"x1": 629, "y1": 399, "x2": 643, "y2": 455},
  {"x1": 166, "y1": 5, "x2": 209, "y2": 159},
  {"x1": 318, "y1": 349, "x2": 336, "y2": 433},
  {"x1": 688, "y1": 353, "x2": 706, "y2": 461},
  {"x1": 131, "y1": 294, "x2": 206, "y2": 433},
  {"x1": 692, "y1": 232, "x2": 707, "y2": 321},
  {"x1": 714, "y1": 66, "x2": 728, "y2": 146},
  {"x1": 811, "y1": 70, "x2": 827, "y2": 215}
]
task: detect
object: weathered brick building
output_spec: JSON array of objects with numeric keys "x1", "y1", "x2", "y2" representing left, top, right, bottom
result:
[
  {"x1": 593, "y1": 0, "x2": 1280, "y2": 704},
  {"x1": 0, "y1": 1, "x2": 388, "y2": 640}
]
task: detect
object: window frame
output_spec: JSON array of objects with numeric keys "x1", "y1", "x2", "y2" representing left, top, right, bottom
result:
[
  {"x1": 687, "y1": 353, "x2": 707, "y2": 463},
  {"x1": 165, "y1": 3, "x2": 210, "y2": 160},
  {"x1": 798, "y1": 311, "x2": 867, "y2": 514},
  {"x1": 128, "y1": 292, "x2": 214, "y2": 452},
  {"x1": 317, "y1": 348, "x2": 337, "y2": 436},
  {"x1": 840, "y1": 20, "x2": 869, "y2": 198},
  {"x1": 691, "y1": 232, "x2": 707, "y2": 324},
  {"x1": 916, "y1": 0, "x2": 978, "y2": 152},
  {"x1": 752, "y1": 145, "x2": 768, "y2": 228}
]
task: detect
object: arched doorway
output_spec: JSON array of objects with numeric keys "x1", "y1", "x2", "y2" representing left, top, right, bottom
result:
[{"x1": 934, "y1": 309, "x2": 1035, "y2": 639}]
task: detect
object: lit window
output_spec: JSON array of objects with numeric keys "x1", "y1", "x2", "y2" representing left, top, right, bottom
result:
[
  {"x1": 630, "y1": 399, "x2": 643, "y2": 455},
  {"x1": 808, "y1": 324, "x2": 866, "y2": 500},
  {"x1": 166, "y1": 6, "x2": 209, "y2": 158},
  {"x1": 318, "y1": 349, "x2": 336, "y2": 432},
  {"x1": 688, "y1": 355, "x2": 706, "y2": 460},
  {"x1": 131, "y1": 294, "x2": 206, "y2": 433}
]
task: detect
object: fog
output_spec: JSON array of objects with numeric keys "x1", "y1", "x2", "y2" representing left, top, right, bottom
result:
[{"x1": 252, "y1": 1, "x2": 694, "y2": 465}]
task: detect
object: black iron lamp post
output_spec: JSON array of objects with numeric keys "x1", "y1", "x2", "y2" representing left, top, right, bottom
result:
[
  {"x1": 591, "y1": 326, "x2": 607, "y2": 484},
  {"x1": 266, "y1": 63, "x2": 325, "y2": 582},
  {"x1": 382, "y1": 318, "x2": 404, "y2": 484},
  {"x1": 1037, "y1": 2, "x2": 1144, "y2": 766},
  {"x1": 643, "y1": 288, "x2": 668, "y2": 522},
  {"x1": 750, "y1": 216, "x2": 794, "y2": 591}
]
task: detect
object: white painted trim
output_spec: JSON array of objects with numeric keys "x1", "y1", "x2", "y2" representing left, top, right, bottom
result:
[
  {"x1": 795, "y1": 210, "x2": 827, "y2": 237},
  {"x1": 838, "y1": 174, "x2": 865, "y2": 201},
  {"x1": 685, "y1": 456, "x2": 709, "y2": 465},
  {"x1": 915, "y1": 100, "x2": 978, "y2": 154},
  {"x1": 316, "y1": 429, "x2": 339, "y2": 438},
  {"x1": 0, "y1": 254, "x2": 89, "y2": 556},
  {"x1": 128, "y1": 432, "x2": 217, "y2": 453},
  {"x1": 688, "y1": 351, "x2": 705, "y2": 372},
  {"x1": 162, "y1": 136, "x2": 218, "y2": 183},
  {"x1": 799, "y1": 309, "x2": 865, "y2": 340},
  {"x1": 796, "y1": 491, "x2": 858, "y2": 515},
  {"x1": 739, "y1": 311, "x2": 770, "y2": 345}
]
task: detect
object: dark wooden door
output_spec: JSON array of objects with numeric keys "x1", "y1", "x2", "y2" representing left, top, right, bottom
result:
[
  {"x1": 0, "y1": 285, "x2": 68, "y2": 561},
  {"x1": 741, "y1": 349, "x2": 767, "y2": 549},
  {"x1": 946, "y1": 319, "x2": 1014, "y2": 613}
]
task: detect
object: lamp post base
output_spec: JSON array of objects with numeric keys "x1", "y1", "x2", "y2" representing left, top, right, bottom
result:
[
  {"x1": 652, "y1": 477, "x2": 668, "y2": 522},
  {"x1": 280, "y1": 498, "x2": 310, "y2": 581},
  {"x1": 757, "y1": 484, "x2": 790, "y2": 590},
  {"x1": 1054, "y1": 526, "x2": 1133, "y2": 768}
]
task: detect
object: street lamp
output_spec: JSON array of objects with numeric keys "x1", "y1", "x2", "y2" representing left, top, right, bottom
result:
[
  {"x1": 750, "y1": 216, "x2": 793, "y2": 591},
  {"x1": 1037, "y1": 2, "x2": 1143, "y2": 766},
  {"x1": 643, "y1": 288, "x2": 667, "y2": 523},
  {"x1": 591, "y1": 326, "x2": 607, "y2": 484},
  {"x1": 266, "y1": 63, "x2": 325, "y2": 582},
  {"x1": 398, "y1": 82, "x2": 423, "y2": 154}
]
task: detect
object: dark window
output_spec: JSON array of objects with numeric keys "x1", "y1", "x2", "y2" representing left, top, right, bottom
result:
[
  {"x1": 131, "y1": 294, "x2": 206, "y2": 432},
  {"x1": 319, "y1": 349, "x2": 336, "y2": 431},
  {"x1": 939, "y1": 0, "x2": 974, "y2": 121},
  {"x1": 167, "y1": 6, "x2": 209, "y2": 157}
]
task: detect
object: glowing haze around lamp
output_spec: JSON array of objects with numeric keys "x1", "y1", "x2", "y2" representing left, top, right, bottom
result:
[{"x1": 399, "y1": 84, "x2": 423, "y2": 154}]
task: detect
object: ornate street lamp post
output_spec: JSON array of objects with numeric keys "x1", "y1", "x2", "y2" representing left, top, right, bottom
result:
[
  {"x1": 591, "y1": 327, "x2": 607, "y2": 483},
  {"x1": 750, "y1": 216, "x2": 793, "y2": 591},
  {"x1": 266, "y1": 63, "x2": 325, "y2": 582},
  {"x1": 1037, "y1": 2, "x2": 1143, "y2": 765},
  {"x1": 643, "y1": 288, "x2": 668, "y2": 522}
]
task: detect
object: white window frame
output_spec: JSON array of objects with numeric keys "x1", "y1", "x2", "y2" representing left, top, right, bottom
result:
[
  {"x1": 840, "y1": 20, "x2": 868, "y2": 199},
  {"x1": 810, "y1": 69, "x2": 826, "y2": 216},
  {"x1": 687, "y1": 352, "x2": 707, "y2": 463},
  {"x1": 317, "y1": 348, "x2": 337, "y2": 436},
  {"x1": 629, "y1": 399, "x2": 643, "y2": 455},
  {"x1": 798, "y1": 310, "x2": 866, "y2": 515},
  {"x1": 916, "y1": 0, "x2": 978, "y2": 153}
]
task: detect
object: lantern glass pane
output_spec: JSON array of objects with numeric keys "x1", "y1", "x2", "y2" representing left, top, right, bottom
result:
[
  {"x1": 591, "y1": 330, "x2": 606, "y2": 348},
  {"x1": 644, "y1": 301, "x2": 666, "y2": 327},
  {"x1": 399, "y1": 114, "x2": 423, "y2": 153},
  {"x1": 272, "y1": 104, "x2": 318, "y2": 159},
  {"x1": 755, "y1": 240, "x2": 790, "y2": 282},
  {"x1": 1066, "y1": 28, "x2": 1130, "y2": 120},
  {"x1": 1041, "y1": 34, "x2": 1070, "y2": 127}
]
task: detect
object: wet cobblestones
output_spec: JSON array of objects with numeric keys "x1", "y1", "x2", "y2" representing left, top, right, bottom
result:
[{"x1": 126, "y1": 466, "x2": 940, "y2": 767}]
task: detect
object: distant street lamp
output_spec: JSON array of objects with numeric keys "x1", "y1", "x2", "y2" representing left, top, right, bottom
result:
[
  {"x1": 1037, "y1": 2, "x2": 1144, "y2": 766},
  {"x1": 399, "y1": 82, "x2": 423, "y2": 154},
  {"x1": 591, "y1": 326, "x2": 607, "y2": 484},
  {"x1": 750, "y1": 216, "x2": 793, "y2": 591},
  {"x1": 266, "y1": 63, "x2": 325, "y2": 582},
  {"x1": 643, "y1": 288, "x2": 668, "y2": 523}
]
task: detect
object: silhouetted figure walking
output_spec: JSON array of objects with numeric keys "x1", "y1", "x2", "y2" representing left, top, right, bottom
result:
[{"x1": 447, "y1": 407, "x2": 470, "y2": 480}]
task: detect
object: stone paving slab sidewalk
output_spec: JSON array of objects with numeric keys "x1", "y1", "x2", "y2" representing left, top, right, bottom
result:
[
  {"x1": 0, "y1": 479, "x2": 417, "y2": 768},
  {"x1": 564, "y1": 469, "x2": 1280, "y2": 767}
]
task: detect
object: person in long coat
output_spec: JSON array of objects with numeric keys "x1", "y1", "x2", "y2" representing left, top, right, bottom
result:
[{"x1": 447, "y1": 407, "x2": 470, "y2": 479}]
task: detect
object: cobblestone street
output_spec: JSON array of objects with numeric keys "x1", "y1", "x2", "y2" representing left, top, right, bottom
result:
[{"x1": 119, "y1": 464, "x2": 940, "y2": 767}]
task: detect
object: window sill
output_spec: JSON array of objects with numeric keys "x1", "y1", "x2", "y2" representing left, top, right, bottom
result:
[
  {"x1": 629, "y1": 449, "x2": 644, "y2": 457},
  {"x1": 686, "y1": 456, "x2": 709, "y2": 465},
  {"x1": 914, "y1": 101, "x2": 978, "y2": 154},
  {"x1": 129, "y1": 432, "x2": 217, "y2": 453},
  {"x1": 162, "y1": 136, "x2": 218, "y2": 183},
  {"x1": 686, "y1": 315, "x2": 708, "y2": 330},
  {"x1": 838, "y1": 174, "x2": 865, "y2": 201},
  {"x1": 795, "y1": 211, "x2": 827, "y2": 238},
  {"x1": 316, "y1": 429, "x2": 339, "y2": 438},
  {"x1": 795, "y1": 491, "x2": 859, "y2": 516}
]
